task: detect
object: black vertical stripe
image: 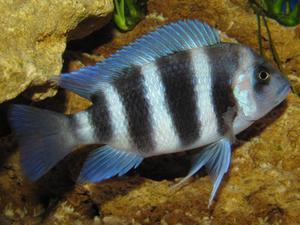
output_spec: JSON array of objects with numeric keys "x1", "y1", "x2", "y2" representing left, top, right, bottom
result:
[
  {"x1": 156, "y1": 51, "x2": 200, "y2": 146},
  {"x1": 206, "y1": 44, "x2": 239, "y2": 135},
  {"x1": 113, "y1": 66, "x2": 154, "y2": 152},
  {"x1": 89, "y1": 92, "x2": 112, "y2": 142}
]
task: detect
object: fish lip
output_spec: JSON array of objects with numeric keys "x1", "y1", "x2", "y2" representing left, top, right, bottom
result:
[
  {"x1": 243, "y1": 84, "x2": 290, "y2": 123},
  {"x1": 275, "y1": 84, "x2": 290, "y2": 106}
]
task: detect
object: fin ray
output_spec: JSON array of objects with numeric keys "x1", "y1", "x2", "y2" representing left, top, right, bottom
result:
[
  {"x1": 173, "y1": 138, "x2": 231, "y2": 207},
  {"x1": 78, "y1": 146, "x2": 143, "y2": 183}
]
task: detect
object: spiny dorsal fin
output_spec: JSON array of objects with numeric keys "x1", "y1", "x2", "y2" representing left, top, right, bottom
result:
[{"x1": 58, "y1": 20, "x2": 220, "y2": 99}]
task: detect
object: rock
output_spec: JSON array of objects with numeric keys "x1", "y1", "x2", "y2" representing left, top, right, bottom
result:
[
  {"x1": 0, "y1": 0, "x2": 113, "y2": 103},
  {"x1": 0, "y1": 0, "x2": 300, "y2": 224}
]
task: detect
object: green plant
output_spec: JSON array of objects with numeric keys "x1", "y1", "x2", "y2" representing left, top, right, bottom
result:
[
  {"x1": 250, "y1": 0, "x2": 300, "y2": 26},
  {"x1": 250, "y1": 0, "x2": 298, "y2": 94},
  {"x1": 263, "y1": 0, "x2": 300, "y2": 26},
  {"x1": 113, "y1": 0, "x2": 147, "y2": 31}
]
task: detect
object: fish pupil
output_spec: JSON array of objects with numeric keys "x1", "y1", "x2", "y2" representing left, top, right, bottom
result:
[{"x1": 257, "y1": 70, "x2": 271, "y2": 82}]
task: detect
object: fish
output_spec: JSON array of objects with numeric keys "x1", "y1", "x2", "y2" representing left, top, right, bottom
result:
[{"x1": 8, "y1": 20, "x2": 290, "y2": 206}]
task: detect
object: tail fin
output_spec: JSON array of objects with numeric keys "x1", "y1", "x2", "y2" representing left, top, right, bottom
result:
[{"x1": 8, "y1": 105, "x2": 77, "y2": 181}]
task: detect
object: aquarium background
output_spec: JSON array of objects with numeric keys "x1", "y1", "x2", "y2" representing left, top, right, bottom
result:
[{"x1": 0, "y1": 0, "x2": 299, "y2": 224}]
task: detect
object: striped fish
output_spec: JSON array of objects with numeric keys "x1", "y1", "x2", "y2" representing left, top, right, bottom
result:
[{"x1": 9, "y1": 20, "x2": 290, "y2": 206}]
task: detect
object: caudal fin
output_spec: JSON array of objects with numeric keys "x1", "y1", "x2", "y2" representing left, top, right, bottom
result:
[{"x1": 8, "y1": 105, "x2": 77, "y2": 181}]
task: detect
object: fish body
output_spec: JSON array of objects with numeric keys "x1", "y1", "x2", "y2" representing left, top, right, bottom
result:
[
  {"x1": 73, "y1": 45, "x2": 251, "y2": 156},
  {"x1": 9, "y1": 20, "x2": 290, "y2": 206}
]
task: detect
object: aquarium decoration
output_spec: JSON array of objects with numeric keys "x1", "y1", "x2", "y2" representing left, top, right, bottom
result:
[{"x1": 113, "y1": 0, "x2": 147, "y2": 31}]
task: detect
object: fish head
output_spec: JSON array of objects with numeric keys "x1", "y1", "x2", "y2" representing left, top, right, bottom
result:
[{"x1": 233, "y1": 45, "x2": 290, "y2": 122}]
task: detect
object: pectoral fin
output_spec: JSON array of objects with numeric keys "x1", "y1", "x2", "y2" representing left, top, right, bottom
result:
[{"x1": 174, "y1": 138, "x2": 232, "y2": 207}]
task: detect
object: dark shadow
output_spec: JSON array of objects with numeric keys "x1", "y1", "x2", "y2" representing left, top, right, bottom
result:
[
  {"x1": 31, "y1": 144, "x2": 96, "y2": 221},
  {"x1": 137, "y1": 152, "x2": 194, "y2": 181},
  {"x1": 61, "y1": 22, "x2": 116, "y2": 76},
  {"x1": 0, "y1": 135, "x2": 18, "y2": 169},
  {"x1": 33, "y1": 88, "x2": 67, "y2": 113},
  {"x1": 0, "y1": 103, "x2": 10, "y2": 137},
  {"x1": 67, "y1": 22, "x2": 116, "y2": 53}
]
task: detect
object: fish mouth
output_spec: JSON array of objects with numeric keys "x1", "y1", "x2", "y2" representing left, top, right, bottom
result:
[
  {"x1": 275, "y1": 84, "x2": 290, "y2": 106},
  {"x1": 247, "y1": 84, "x2": 291, "y2": 123}
]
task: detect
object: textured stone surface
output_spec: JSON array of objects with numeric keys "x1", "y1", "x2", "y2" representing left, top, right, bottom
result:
[
  {"x1": 0, "y1": 0, "x2": 299, "y2": 224},
  {"x1": 0, "y1": 0, "x2": 113, "y2": 103}
]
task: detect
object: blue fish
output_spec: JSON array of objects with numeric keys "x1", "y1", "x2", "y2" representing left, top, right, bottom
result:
[{"x1": 9, "y1": 20, "x2": 290, "y2": 206}]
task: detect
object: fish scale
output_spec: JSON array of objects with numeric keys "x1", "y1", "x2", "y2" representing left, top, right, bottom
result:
[
  {"x1": 89, "y1": 91, "x2": 112, "y2": 142},
  {"x1": 141, "y1": 62, "x2": 181, "y2": 153},
  {"x1": 9, "y1": 20, "x2": 290, "y2": 207},
  {"x1": 156, "y1": 50, "x2": 200, "y2": 147},
  {"x1": 112, "y1": 66, "x2": 154, "y2": 153},
  {"x1": 206, "y1": 44, "x2": 241, "y2": 136}
]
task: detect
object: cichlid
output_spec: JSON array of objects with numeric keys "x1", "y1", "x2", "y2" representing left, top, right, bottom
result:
[{"x1": 9, "y1": 20, "x2": 290, "y2": 206}]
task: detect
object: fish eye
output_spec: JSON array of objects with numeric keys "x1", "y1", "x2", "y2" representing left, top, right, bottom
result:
[{"x1": 257, "y1": 70, "x2": 271, "y2": 82}]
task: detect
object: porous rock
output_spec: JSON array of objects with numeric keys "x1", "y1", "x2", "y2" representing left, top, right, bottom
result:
[
  {"x1": 0, "y1": 0, "x2": 113, "y2": 103},
  {"x1": 0, "y1": 0, "x2": 300, "y2": 224}
]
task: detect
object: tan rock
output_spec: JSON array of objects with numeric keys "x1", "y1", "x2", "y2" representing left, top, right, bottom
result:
[
  {"x1": 0, "y1": 0, "x2": 299, "y2": 224},
  {"x1": 0, "y1": 0, "x2": 113, "y2": 103}
]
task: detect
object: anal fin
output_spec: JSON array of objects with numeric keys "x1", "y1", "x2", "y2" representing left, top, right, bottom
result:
[
  {"x1": 173, "y1": 138, "x2": 231, "y2": 207},
  {"x1": 78, "y1": 145, "x2": 143, "y2": 183}
]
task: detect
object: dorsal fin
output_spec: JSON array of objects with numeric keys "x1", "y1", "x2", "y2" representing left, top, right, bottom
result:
[{"x1": 58, "y1": 20, "x2": 220, "y2": 99}]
